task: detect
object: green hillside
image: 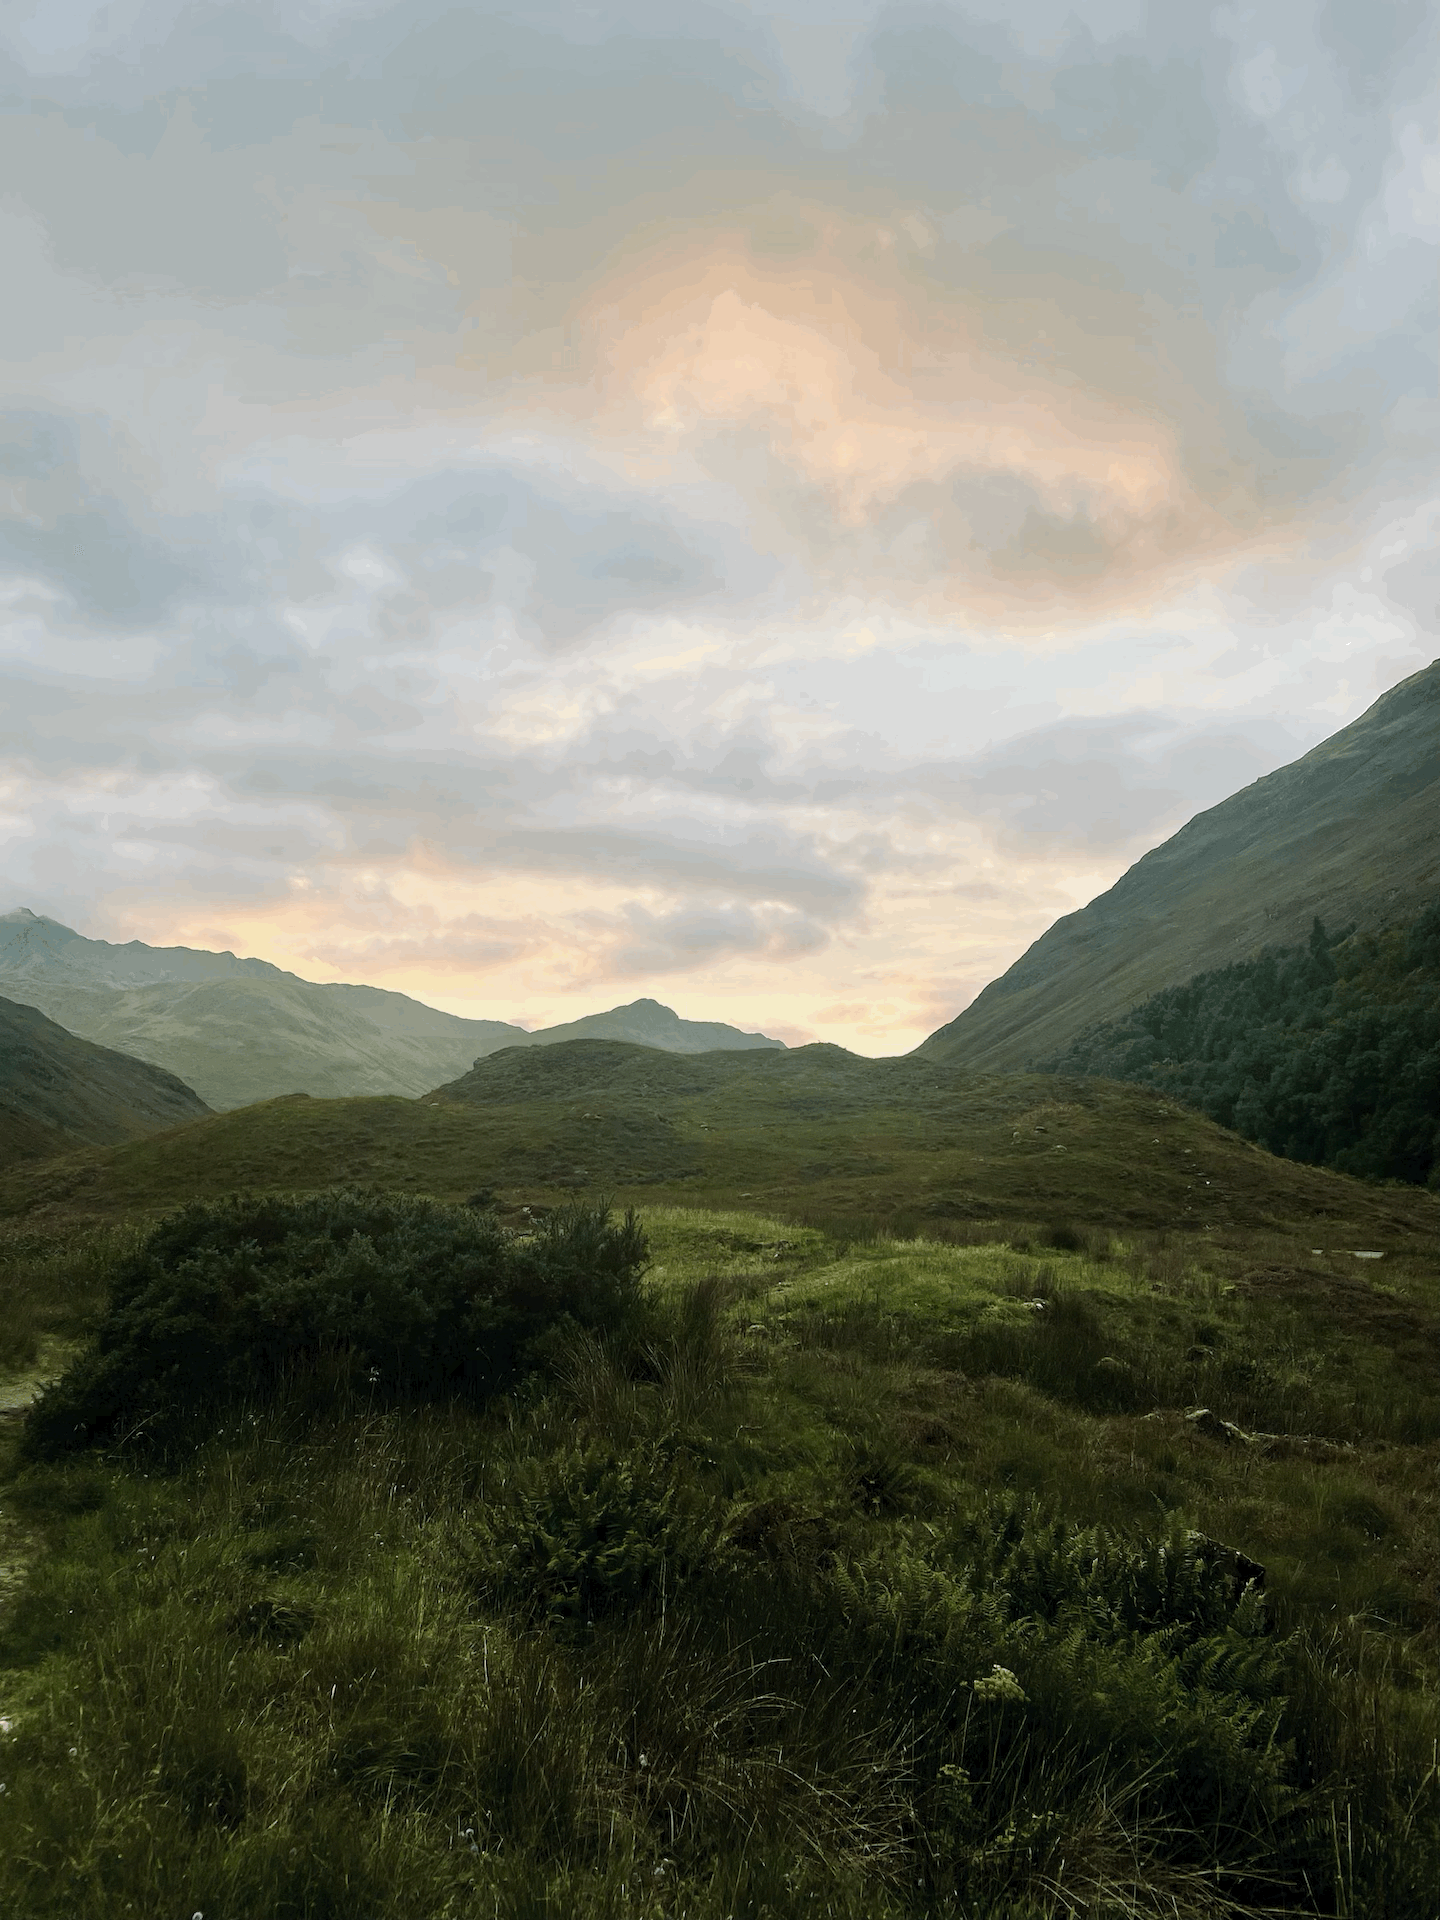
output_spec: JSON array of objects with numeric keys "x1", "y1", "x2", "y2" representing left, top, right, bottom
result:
[
  {"x1": 0, "y1": 993, "x2": 210, "y2": 1152},
  {"x1": 2, "y1": 1044, "x2": 1438, "y2": 1918},
  {"x1": 0, "y1": 1105, "x2": 73, "y2": 1168},
  {"x1": 2, "y1": 1028, "x2": 1439, "y2": 1917},
  {"x1": 922, "y1": 658, "x2": 1440, "y2": 1071},
  {"x1": 0, "y1": 971, "x2": 524, "y2": 1112},
  {"x1": 1040, "y1": 907, "x2": 1440, "y2": 1188}
]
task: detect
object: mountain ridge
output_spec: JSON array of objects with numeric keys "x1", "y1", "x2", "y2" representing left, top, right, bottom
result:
[{"x1": 0, "y1": 913, "x2": 783, "y2": 1110}]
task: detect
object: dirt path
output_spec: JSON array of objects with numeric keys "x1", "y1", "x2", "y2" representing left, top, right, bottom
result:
[{"x1": 0, "y1": 1372, "x2": 48, "y2": 1615}]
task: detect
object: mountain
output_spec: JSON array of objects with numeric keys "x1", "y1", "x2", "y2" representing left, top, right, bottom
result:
[
  {"x1": 0, "y1": 910, "x2": 289, "y2": 987},
  {"x1": 0, "y1": 992, "x2": 210, "y2": 1152},
  {"x1": 0, "y1": 912, "x2": 526, "y2": 1110},
  {"x1": 0, "y1": 911, "x2": 783, "y2": 1110},
  {"x1": 0, "y1": 1104, "x2": 75, "y2": 1168},
  {"x1": 497, "y1": 998, "x2": 780, "y2": 1056},
  {"x1": 920, "y1": 658, "x2": 1440, "y2": 1071}
]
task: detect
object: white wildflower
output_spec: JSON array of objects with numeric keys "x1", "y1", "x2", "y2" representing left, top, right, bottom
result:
[{"x1": 971, "y1": 1665, "x2": 1027, "y2": 1704}]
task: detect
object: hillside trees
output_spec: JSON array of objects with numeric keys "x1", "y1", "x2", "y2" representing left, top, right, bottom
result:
[{"x1": 1041, "y1": 906, "x2": 1440, "y2": 1186}]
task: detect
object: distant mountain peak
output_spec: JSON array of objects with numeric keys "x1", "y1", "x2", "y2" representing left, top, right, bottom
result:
[{"x1": 513, "y1": 998, "x2": 783, "y2": 1055}]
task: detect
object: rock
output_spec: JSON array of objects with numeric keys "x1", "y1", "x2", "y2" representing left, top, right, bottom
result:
[
  {"x1": 1185, "y1": 1406, "x2": 1252, "y2": 1445},
  {"x1": 1185, "y1": 1530, "x2": 1266, "y2": 1595},
  {"x1": 727, "y1": 1499, "x2": 838, "y2": 1568}
]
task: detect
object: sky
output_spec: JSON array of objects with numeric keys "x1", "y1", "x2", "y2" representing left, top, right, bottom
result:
[{"x1": 1, "y1": 0, "x2": 1436, "y2": 1052}]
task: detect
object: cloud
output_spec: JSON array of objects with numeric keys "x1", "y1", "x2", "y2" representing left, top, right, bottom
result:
[
  {"x1": 609, "y1": 900, "x2": 831, "y2": 977},
  {"x1": 0, "y1": 410, "x2": 216, "y2": 624},
  {"x1": 0, "y1": 0, "x2": 1435, "y2": 1053}
]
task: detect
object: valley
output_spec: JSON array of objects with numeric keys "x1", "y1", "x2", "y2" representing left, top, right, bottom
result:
[{"x1": 0, "y1": 1144, "x2": 1436, "y2": 1917}]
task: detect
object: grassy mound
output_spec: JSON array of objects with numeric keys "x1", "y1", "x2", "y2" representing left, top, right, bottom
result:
[
  {"x1": 6, "y1": 1055, "x2": 1438, "y2": 1255},
  {"x1": 23, "y1": 1191, "x2": 647, "y2": 1457}
]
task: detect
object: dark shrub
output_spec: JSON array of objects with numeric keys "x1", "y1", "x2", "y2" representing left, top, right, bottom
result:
[
  {"x1": 1042, "y1": 1220, "x2": 1086, "y2": 1252},
  {"x1": 23, "y1": 1190, "x2": 648, "y2": 1457}
]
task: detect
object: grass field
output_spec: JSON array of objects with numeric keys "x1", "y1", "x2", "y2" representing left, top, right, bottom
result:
[{"x1": 1, "y1": 1051, "x2": 1438, "y2": 1916}]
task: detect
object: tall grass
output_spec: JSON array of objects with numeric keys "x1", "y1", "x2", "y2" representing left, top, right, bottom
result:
[{"x1": 0, "y1": 1223, "x2": 138, "y2": 1374}]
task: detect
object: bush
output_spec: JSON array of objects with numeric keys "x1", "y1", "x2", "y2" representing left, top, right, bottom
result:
[{"x1": 23, "y1": 1191, "x2": 648, "y2": 1457}]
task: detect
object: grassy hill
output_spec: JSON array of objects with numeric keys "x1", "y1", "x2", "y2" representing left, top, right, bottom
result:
[
  {"x1": 0, "y1": 1105, "x2": 75, "y2": 1173},
  {"x1": 922, "y1": 658, "x2": 1440, "y2": 1071},
  {"x1": 0, "y1": 994, "x2": 210, "y2": 1154},
  {"x1": 2, "y1": 1042, "x2": 1438, "y2": 1917},
  {"x1": 0, "y1": 973, "x2": 522, "y2": 1113},
  {"x1": 3, "y1": 1040, "x2": 1434, "y2": 1257}
]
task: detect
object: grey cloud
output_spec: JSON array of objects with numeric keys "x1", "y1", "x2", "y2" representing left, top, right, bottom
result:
[
  {"x1": 921, "y1": 712, "x2": 1311, "y2": 852},
  {"x1": 0, "y1": 0, "x2": 1433, "y2": 1029},
  {"x1": 401, "y1": 475, "x2": 726, "y2": 646},
  {"x1": 0, "y1": 416, "x2": 741, "y2": 656},
  {"x1": 1316, "y1": 0, "x2": 1432, "y2": 93},
  {"x1": 2, "y1": 0, "x2": 1426, "y2": 521},
  {"x1": 0, "y1": 409, "x2": 215, "y2": 624},
  {"x1": 609, "y1": 900, "x2": 830, "y2": 978},
  {"x1": 1382, "y1": 547, "x2": 1440, "y2": 633},
  {"x1": 4, "y1": 660, "x2": 866, "y2": 912},
  {"x1": 0, "y1": 103, "x2": 290, "y2": 298},
  {"x1": 1212, "y1": 208, "x2": 1299, "y2": 276}
]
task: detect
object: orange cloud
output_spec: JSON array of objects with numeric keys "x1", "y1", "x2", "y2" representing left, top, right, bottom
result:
[{"x1": 469, "y1": 213, "x2": 1281, "y2": 619}]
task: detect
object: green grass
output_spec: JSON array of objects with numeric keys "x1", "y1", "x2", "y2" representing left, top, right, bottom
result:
[{"x1": 2, "y1": 1203, "x2": 1438, "y2": 1917}]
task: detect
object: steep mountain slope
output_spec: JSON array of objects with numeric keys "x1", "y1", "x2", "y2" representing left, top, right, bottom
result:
[
  {"x1": 0, "y1": 993, "x2": 210, "y2": 1149},
  {"x1": 921, "y1": 658, "x2": 1440, "y2": 1071},
  {"x1": 0, "y1": 1104, "x2": 74, "y2": 1168},
  {"x1": 0, "y1": 974, "x2": 513, "y2": 1113},
  {"x1": 0, "y1": 908, "x2": 527, "y2": 1107},
  {"x1": 0, "y1": 909, "x2": 288, "y2": 986},
  {"x1": 0, "y1": 912, "x2": 783, "y2": 1109}
]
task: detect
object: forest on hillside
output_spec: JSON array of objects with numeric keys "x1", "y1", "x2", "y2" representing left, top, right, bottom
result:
[{"x1": 1040, "y1": 905, "x2": 1440, "y2": 1188}]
